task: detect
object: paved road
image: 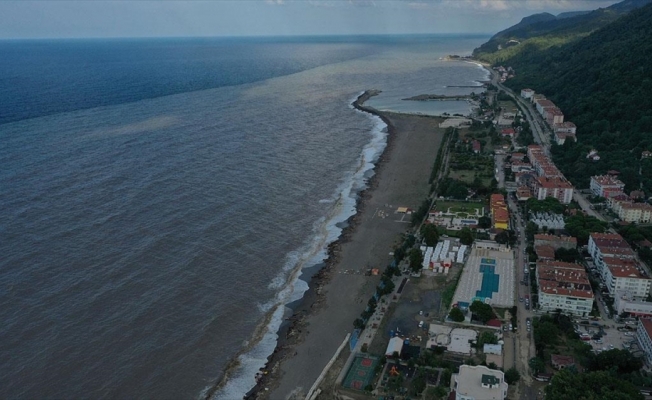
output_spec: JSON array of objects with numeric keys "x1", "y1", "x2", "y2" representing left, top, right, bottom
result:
[
  {"x1": 573, "y1": 191, "x2": 607, "y2": 221},
  {"x1": 508, "y1": 196, "x2": 537, "y2": 396}
]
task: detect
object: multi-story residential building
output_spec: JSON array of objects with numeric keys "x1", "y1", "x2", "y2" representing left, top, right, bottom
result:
[
  {"x1": 453, "y1": 365, "x2": 508, "y2": 400},
  {"x1": 636, "y1": 319, "x2": 652, "y2": 367},
  {"x1": 615, "y1": 291, "x2": 652, "y2": 317},
  {"x1": 520, "y1": 88, "x2": 534, "y2": 99},
  {"x1": 490, "y1": 194, "x2": 509, "y2": 230},
  {"x1": 536, "y1": 261, "x2": 594, "y2": 317},
  {"x1": 530, "y1": 94, "x2": 546, "y2": 104},
  {"x1": 544, "y1": 107, "x2": 564, "y2": 126},
  {"x1": 612, "y1": 201, "x2": 652, "y2": 223},
  {"x1": 553, "y1": 121, "x2": 577, "y2": 135},
  {"x1": 534, "y1": 234, "x2": 577, "y2": 250},
  {"x1": 535, "y1": 99, "x2": 556, "y2": 116},
  {"x1": 533, "y1": 176, "x2": 574, "y2": 204},
  {"x1": 590, "y1": 175, "x2": 625, "y2": 198},
  {"x1": 588, "y1": 232, "x2": 637, "y2": 278},
  {"x1": 554, "y1": 131, "x2": 576, "y2": 145},
  {"x1": 602, "y1": 257, "x2": 651, "y2": 298}
]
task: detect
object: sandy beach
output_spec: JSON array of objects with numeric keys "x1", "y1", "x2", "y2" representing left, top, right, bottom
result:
[{"x1": 243, "y1": 92, "x2": 447, "y2": 399}]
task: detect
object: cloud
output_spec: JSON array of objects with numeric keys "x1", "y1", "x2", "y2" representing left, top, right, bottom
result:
[{"x1": 264, "y1": 0, "x2": 285, "y2": 5}]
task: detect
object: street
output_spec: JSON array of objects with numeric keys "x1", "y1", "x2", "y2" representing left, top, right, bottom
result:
[{"x1": 508, "y1": 195, "x2": 539, "y2": 399}]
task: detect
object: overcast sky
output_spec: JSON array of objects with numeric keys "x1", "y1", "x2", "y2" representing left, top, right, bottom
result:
[{"x1": 0, "y1": 0, "x2": 620, "y2": 39}]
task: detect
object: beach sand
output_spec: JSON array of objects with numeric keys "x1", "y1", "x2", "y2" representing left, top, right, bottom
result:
[{"x1": 247, "y1": 95, "x2": 446, "y2": 399}]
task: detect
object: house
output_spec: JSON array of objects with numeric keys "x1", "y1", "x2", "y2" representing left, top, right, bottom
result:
[
  {"x1": 636, "y1": 319, "x2": 652, "y2": 367},
  {"x1": 472, "y1": 140, "x2": 481, "y2": 154},
  {"x1": 483, "y1": 344, "x2": 502, "y2": 355},
  {"x1": 529, "y1": 212, "x2": 565, "y2": 230},
  {"x1": 453, "y1": 365, "x2": 508, "y2": 400},
  {"x1": 516, "y1": 186, "x2": 532, "y2": 201},
  {"x1": 501, "y1": 128, "x2": 515, "y2": 137},
  {"x1": 590, "y1": 175, "x2": 625, "y2": 198},
  {"x1": 551, "y1": 354, "x2": 575, "y2": 370},
  {"x1": 511, "y1": 152, "x2": 525, "y2": 161},
  {"x1": 490, "y1": 194, "x2": 509, "y2": 230},
  {"x1": 520, "y1": 88, "x2": 534, "y2": 99},
  {"x1": 631, "y1": 190, "x2": 645, "y2": 200},
  {"x1": 536, "y1": 261, "x2": 594, "y2": 317},
  {"x1": 587, "y1": 150, "x2": 600, "y2": 161},
  {"x1": 643, "y1": 150, "x2": 652, "y2": 159}
]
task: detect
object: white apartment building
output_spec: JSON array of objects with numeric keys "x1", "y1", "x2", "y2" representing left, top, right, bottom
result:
[
  {"x1": 588, "y1": 232, "x2": 637, "y2": 278},
  {"x1": 636, "y1": 319, "x2": 652, "y2": 367},
  {"x1": 612, "y1": 201, "x2": 652, "y2": 223},
  {"x1": 603, "y1": 258, "x2": 651, "y2": 299},
  {"x1": 534, "y1": 176, "x2": 574, "y2": 204},
  {"x1": 536, "y1": 261, "x2": 594, "y2": 317},
  {"x1": 590, "y1": 175, "x2": 625, "y2": 198},
  {"x1": 615, "y1": 291, "x2": 652, "y2": 317},
  {"x1": 453, "y1": 365, "x2": 508, "y2": 400}
]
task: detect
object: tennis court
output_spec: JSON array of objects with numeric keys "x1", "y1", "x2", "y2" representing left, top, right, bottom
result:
[{"x1": 342, "y1": 355, "x2": 378, "y2": 390}]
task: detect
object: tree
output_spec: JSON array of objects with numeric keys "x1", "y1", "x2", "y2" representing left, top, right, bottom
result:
[
  {"x1": 449, "y1": 307, "x2": 465, "y2": 322},
  {"x1": 495, "y1": 230, "x2": 510, "y2": 244},
  {"x1": 504, "y1": 368, "x2": 521, "y2": 385},
  {"x1": 425, "y1": 386, "x2": 448, "y2": 400},
  {"x1": 408, "y1": 248, "x2": 424, "y2": 272},
  {"x1": 529, "y1": 357, "x2": 545, "y2": 375},
  {"x1": 478, "y1": 331, "x2": 498, "y2": 347},
  {"x1": 459, "y1": 227, "x2": 474, "y2": 245},
  {"x1": 555, "y1": 247, "x2": 580, "y2": 263},
  {"x1": 421, "y1": 223, "x2": 440, "y2": 247},
  {"x1": 525, "y1": 221, "x2": 538, "y2": 242},
  {"x1": 478, "y1": 215, "x2": 492, "y2": 229},
  {"x1": 469, "y1": 300, "x2": 496, "y2": 323},
  {"x1": 545, "y1": 369, "x2": 644, "y2": 400},
  {"x1": 587, "y1": 349, "x2": 643, "y2": 374}
]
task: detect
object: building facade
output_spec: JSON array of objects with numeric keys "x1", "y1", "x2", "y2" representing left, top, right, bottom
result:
[
  {"x1": 536, "y1": 261, "x2": 594, "y2": 316},
  {"x1": 590, "y1": 175, "x2": 625, "y2": 198},
  {"x1": 636, "y1": 319, "x2": 652, "y2": 367}
]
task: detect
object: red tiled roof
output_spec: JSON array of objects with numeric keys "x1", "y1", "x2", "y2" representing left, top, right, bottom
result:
[
  {"x1": 551, "y1": 354, "x2": 575, "y2": 366},
  {"x1": 535, "y1": 245, "x2": 555, "y2": 260}
]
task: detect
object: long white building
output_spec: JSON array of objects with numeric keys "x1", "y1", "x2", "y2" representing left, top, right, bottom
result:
[
  {"x1": 536, "y1": 261, "x2": 594, "y2": 317},
  {"x1": 588, "y1": 232, "x2": 637, "y2": 278},
  {"x1": 603, "y1": 257, "x2": 651, "y2": 299}
]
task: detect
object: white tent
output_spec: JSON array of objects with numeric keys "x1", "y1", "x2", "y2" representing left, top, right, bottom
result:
[{"x1": 384, "y1": 337, "x2": 404, "y2": 356}]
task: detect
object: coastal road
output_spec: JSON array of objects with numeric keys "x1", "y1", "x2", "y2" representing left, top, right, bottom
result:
[{"x1": 489, "y1": 70, "x2": 550, "y2": 150}]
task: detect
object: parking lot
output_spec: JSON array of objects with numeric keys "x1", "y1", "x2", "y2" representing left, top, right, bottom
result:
[{"x1": 575, "y1": 321, "x2": 640, "y2": 355}]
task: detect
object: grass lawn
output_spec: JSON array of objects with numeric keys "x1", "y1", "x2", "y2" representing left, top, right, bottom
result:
[{"x1": 435, "y1": 201, "x2": 485, "y2": 216}]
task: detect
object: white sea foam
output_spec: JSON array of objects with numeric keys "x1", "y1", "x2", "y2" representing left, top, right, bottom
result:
[{"x1": 211, "y1": 93, "x2": 387, "y2": 400}]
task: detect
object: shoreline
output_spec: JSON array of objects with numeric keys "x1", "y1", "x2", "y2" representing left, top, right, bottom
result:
[{"x1": 238, "y1": 89, "x2": 395, "y2": 399}]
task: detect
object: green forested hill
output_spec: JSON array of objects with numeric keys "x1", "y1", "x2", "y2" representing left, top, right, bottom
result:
[
  {"x1": 473, "y1": 0, "x2": 651, "y2": 64},
  {"x1": 485, "y1": 2, "x2": 652, "y2": 193}
]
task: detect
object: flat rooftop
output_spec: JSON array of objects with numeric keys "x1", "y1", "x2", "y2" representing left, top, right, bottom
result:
[{"x1": 451, "y1": 244, "x2": 515, "y2": 309}]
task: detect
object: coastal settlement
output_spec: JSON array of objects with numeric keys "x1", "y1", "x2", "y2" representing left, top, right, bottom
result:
[{"x1": 243, "y1": 62, "x2": 652, "y2": 400}]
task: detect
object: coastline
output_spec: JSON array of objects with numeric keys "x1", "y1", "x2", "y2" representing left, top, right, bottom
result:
[
  {"x1": 235, "y1": 89, "x2": 395, "y2": 399},
  {"x1": 259, "y1": 92, "x2": 446, "y2": 399}
]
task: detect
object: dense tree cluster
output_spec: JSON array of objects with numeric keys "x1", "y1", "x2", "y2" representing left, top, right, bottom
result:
[
  {"x1": 469, "y1": 300, "x2": 496, "y2": 323},
  {"x1": 564, "y1": 214, "x2": 608, "y2": 245},
  {"x1": 498, "y1": 3, "x2": 652, "y2": 193},
  {"x1": 545, "y1": 369, "x2": 644, "y2": 400}
]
